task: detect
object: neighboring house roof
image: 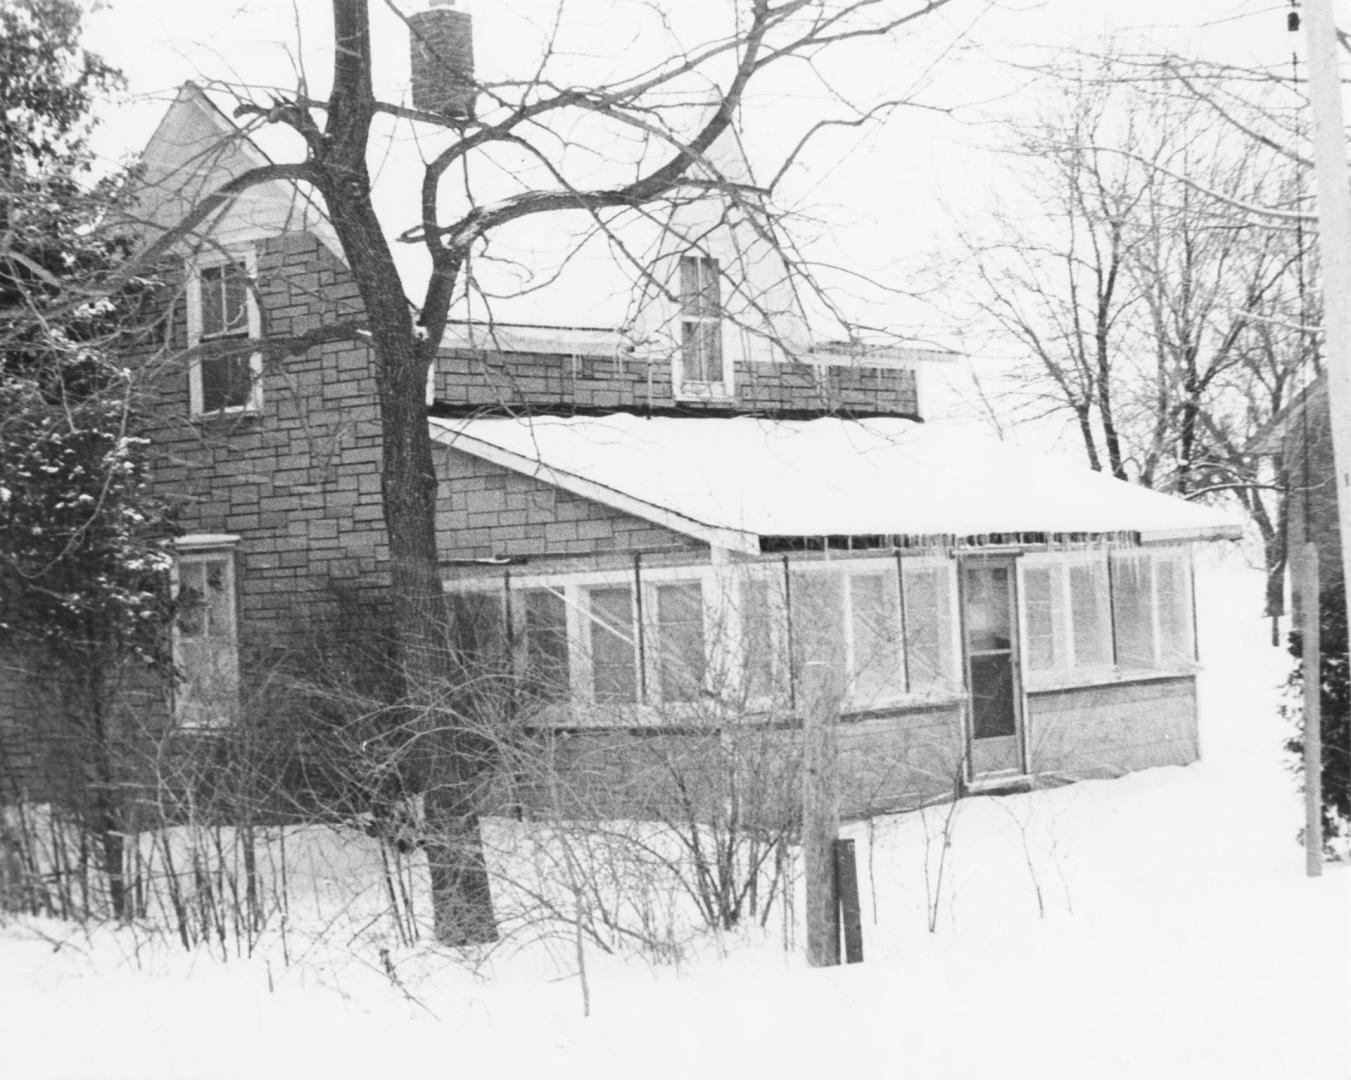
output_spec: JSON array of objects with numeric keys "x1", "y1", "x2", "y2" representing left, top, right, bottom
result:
[
  {"x1": 430, "y1": 414, "x2": 1243, "y2": 554},
  {"x1": 1248, "y1": 371, "x2": 1326, "y2": 457}
]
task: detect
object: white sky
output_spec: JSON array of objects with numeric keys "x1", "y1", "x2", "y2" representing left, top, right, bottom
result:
[{"x1": 81, "y1": 0, "x2": 1313, "y2": 447}]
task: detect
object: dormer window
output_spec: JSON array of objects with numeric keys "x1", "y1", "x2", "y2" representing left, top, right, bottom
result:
[
  {"x1": 187, "y1": 251, "x2": 262, "y2": 416},
  {"x1": 679, "y1": 254, "x2": 723, "y2": 385}
]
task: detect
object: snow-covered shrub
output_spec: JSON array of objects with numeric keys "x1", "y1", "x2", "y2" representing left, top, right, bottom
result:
[{"x1": 1283, "y1": 588, "x2": 1351, "y2": 858}]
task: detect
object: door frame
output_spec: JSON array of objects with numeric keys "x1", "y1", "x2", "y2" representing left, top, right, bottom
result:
[{"x1": 957, "y1": 553, "x2": 1028, "y2": 781}]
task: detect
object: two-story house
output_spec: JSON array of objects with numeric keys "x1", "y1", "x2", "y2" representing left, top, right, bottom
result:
[{"x1": 1, "y1": 3, "x2": 1241, "y2": 823}]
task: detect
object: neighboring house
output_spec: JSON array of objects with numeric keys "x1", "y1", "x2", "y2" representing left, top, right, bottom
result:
[
  {"x1": 1255, "y1": 373, "x2": 1342, "y2": 631},
  {"x1": 0, "y1": 6, "x2": 1242, "y2": 820}
]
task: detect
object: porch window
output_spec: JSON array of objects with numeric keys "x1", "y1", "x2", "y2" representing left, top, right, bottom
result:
[
  {"x1": 174, "y1": 547, "x2": 240, "y2": 727},
  {"x1": 740, "y1": 576, "x2": 781, "y2": 702},
  {"x1": 520, "y1": 588, "x2": 571, "y2": 702},
  {"x1": 789, "y1": 564, "x2": 936, "y2": 707},
  {"x1": 846, "y1": 571, "x2": 904, "y2": 707},
  {"x1": 901, "y1": 562, "x2": 958, "y2": 693},
  {"x1": 1110, "y1": 548, "x2": 1194, "y2": 670},
  {"x1": 187, "y1": 252, "x2": 262, "y2": 415},
  {"x1": 679, "y1": 255, "x2": 723, "y2": 384},
  {"x1": 587, "y1": 586, "x2": 639, "y2": 703},
  {"x1": 654, "y1": 582, "x2": 707, "y2": 702},
  {"x1": 1019, "y1": 553, "x2": 1113, "y2": 680}
]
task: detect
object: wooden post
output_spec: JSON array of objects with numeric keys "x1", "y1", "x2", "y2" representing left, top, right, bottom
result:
[
  {"x1": 1303, "y1": 0, "x2": 1351, "y2": 642},
  {"x1": 1303, "y1": 545, "x2": 1323, "y2": 878},
  {"x1": 802, "y1": 659, "x2": 841, "y2": 967},
  {"x1": 834, "y1": 838, "x2": 864, "y2": 964}
]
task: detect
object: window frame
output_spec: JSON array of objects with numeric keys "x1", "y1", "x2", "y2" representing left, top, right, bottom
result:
[
  {"x1": 443, "y1": 555, "x2": 966, "y2": 723},
  {"x1": 172, "y1": 537, "x2": 242, "y2": 729},
  {"x1": 673, "y1": 253, "x2": 733, "y2": 402},
  {"x1": 186, "y1": 248, "x2": 263, "y2": 417},
  {"x1": 1018, "y1": 546, "x2": 1197, "y2": 690},
  {"x1": 1109, "y1": 546, "x2": 1197, "y2": 674},
  {"x1": 1016, "y1": 550, "x2": 1116, "y2": 690}
]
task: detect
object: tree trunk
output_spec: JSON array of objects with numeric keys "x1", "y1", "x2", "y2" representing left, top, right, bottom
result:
[
  {"x1": 424, "y1": 795, "x2": 496, "y2": 946},
  {"x1": 322, "y1": 0, "x2": 497, "y2": 945}
]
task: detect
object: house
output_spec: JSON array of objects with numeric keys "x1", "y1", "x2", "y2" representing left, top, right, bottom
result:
[
  {"x1": 0, "y1": 4, "x2": 1242, "y2": 823},
  {"x1": 1259, "y1": 374, "x2": 1343, "y2": 625}
]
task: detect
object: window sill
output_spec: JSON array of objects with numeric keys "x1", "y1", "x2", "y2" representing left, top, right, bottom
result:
[
  {"x1": 673, "y1": 381, "x2": 734, "y2": 403},
  {"x1": 1024, "y1": 665, "x2": 1199, "y2": 695},
  {"x1": 192, "y1": 408, "x2": 263, "y2": 428}
]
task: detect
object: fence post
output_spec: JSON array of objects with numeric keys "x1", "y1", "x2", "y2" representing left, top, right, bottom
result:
[{"x1": 802, "y1": 659, "x2": 841, "y2": 967}]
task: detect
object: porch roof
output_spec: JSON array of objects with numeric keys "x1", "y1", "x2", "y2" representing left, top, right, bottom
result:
[{"x1": 429, "y1": 414, "x2": 1243, "y2": 555}]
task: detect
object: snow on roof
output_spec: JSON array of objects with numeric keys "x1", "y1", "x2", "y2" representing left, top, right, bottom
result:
[
  {"x1": 440, "y1": 322, "x2": 627, "y2": 357},
  {"x1": 429, "y1": 414, "x2": 1244, "y2": 552}
]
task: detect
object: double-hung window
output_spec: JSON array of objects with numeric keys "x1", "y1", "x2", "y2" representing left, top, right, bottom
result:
[
  {"x1": 174, "y1": 543, "x2": 240, "y2": 727},
  {"x1": 187, "y1": 252, "x2": 262, "y2": 415},
  {"x1": 678, "y1": 254, "x2": 723, "y2": 386}
]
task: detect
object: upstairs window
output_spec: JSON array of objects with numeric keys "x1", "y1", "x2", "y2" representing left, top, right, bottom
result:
[
  {"x1": 187, "y1": 253, "x2": 262, "y2": 416},
  {"x1": 679, "y1": 255, "x2": 723, "y2": 385},
  {"x1": 174, "y1": 545, "x2": 240, "y2": 728}
]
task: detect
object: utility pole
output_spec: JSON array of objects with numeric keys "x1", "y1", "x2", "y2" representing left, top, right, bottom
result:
[{"x1": 1303, "y1": 0, "x2": 1351, "y2": 613}]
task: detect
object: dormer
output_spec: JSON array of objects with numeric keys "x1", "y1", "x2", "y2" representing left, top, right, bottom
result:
[{"x1": 625, "y1": 127, "x2": 812, "y2": 402}]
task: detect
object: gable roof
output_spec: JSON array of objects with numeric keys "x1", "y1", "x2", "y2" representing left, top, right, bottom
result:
[
  {"x1": 131, "y1": 82, "x2": 340, "y2": 257},
  {"x1": 430, "y1": 414, "x2": 1243, "y2": 552}
]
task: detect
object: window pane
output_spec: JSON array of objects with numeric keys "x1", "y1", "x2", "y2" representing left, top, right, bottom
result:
[
  {"x1": 200, "y1": 353, "x2": 253, "y2": 412},
  {"x1": 701, "y1": 319, "x2": 722, "y2": 382},
  {"x1": 699, "y1": 258, "x2": 721, "y2": 317},
  {"x1": 1023, "y1": 565, "x2": 1057, "y2": 671},
  {"x1": 903, "y1": 565, "x2": 954, "y2": 692},
  {"x1": 450, "y1": 591, "x2": 508, "y2": 671},
  {"x1": 1069, "y1": 561, "x2": 1111, "y2": 667},
  {"x1": 201, "y1": 263, "x2": 248, "y2": 338},
  {"x1": 522, "y1": 588, "x2": 570, "y2": 701},
  {"x1": 1112, "y1": 553, "x2": 1155, "y2": 669},
  {"x1": 202, "y1": 558, "x2": 231, "y2": 637},
  {"x1": 848, "y1": 572, "x2": 902, "y2": 705},
  {"x1": 1154, "y1": 553, "x2": 1192, "y2": 665},
  {"x1": 176, "y1": 554, "x2": 238, "y2": 727},
  {"x1": 790, "y1": 571, "x2": 846, "y2": 687},
  {"x1": 201, "y1": 267, "x2": 225, "y2": 337},
  {"x1": 679, "y1": 256, "x2": 700, "y2": 312},
  {"x1": 589, "y1": 587, "x2": 637, "y2": 703},
  {"x1": 964, "y1": 565, "x2": 1012, "y2": 652},
  {"x1": 740, "y1": 576, "x2": 778, "y2": 701},
  {"x1": 681, "y1": 320, "x2": 705, "y2": 382},
  {"x1": 656, "y1": 583, "x2": 706, "y2": 702},
  {"x1": 176, "y1": 561, "x2": 206, "y2": 637}
]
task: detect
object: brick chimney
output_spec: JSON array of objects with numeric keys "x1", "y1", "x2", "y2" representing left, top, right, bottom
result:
[{"x1": 408, "y1": 0, "x2": 475, "y2": 120}]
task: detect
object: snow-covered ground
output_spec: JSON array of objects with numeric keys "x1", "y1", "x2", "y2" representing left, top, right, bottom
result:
[{"x1": 2, "y1": 545, "x2": 1348, "y2": 1080}]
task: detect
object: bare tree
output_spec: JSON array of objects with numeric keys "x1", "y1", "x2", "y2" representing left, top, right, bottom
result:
[{"x1": 953, "y1": 59, "x2": 1312, "y2": 615}]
